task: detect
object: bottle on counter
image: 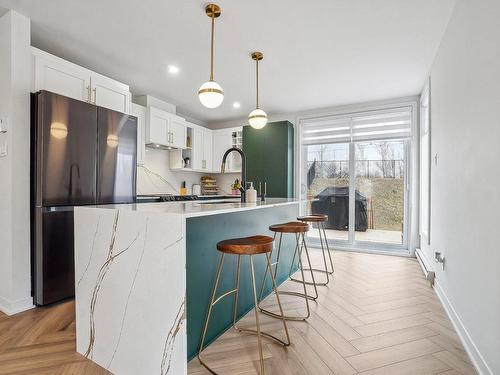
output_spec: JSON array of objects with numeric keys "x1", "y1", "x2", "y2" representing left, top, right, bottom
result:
[
  {"x1": 246, "y1": 182, "x2": 257, "y2": 203},
  {"x1": 180, "y1": 181, "x2": 187, "y2": 196}
]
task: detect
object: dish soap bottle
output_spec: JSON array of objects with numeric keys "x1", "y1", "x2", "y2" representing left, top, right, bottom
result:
[{"x1": 246, "y1": 182, "x2": 257, "y2": 203}]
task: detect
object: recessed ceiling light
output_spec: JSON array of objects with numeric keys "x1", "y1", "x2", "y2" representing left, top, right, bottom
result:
[
  {"x1": 233, "y1": 102, "x2": 241, "y2": 108},
  {"x1": 168, "y1": 65, "x2": 179, "y2": 74}
]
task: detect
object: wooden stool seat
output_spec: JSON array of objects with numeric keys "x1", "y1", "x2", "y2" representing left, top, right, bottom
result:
[
  {"x1": 297, "y1": 214, "x2": 328, "y2": 223},
  {"x1": 269, "y1": 222, "x2": 309, "y2": 233},
  {"x1": 217, "y1": 235, "x2": 274, "y2": 255}
]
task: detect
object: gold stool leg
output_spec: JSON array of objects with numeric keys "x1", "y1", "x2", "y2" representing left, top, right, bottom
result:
[
  {"x1": 237, "y1": 253, "x2": 291, "y2": 344},
  {"x1": 261, "y1": 232, "x2": 314, "y2": 320},
  {"x1": 250, "y1": 255, "x2": 265, "y2": 375},
  {"x1": 198, "y1": 254, "x2": 226, "y2": 374},
  {"x1": 232, "y1": 255, "x2": 242, "y2": 329},
  {"x1": 297, "y1": 222, "x2": 330, "y2": 285},
  {"x1": 322, "y1": 222, "x2": 335, "y2": 274},
  {"x1": 289, "y1": 233, "x2": 320, "y2": 298},
  {"x1": 258, "y1": 232, "x2": 281, "y2": 304},
  {"x1": 265, "y1": 251, "x2": 291, "y2": 345}
]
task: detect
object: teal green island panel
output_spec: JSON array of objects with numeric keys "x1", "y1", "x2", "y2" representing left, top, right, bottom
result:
[
  {"x1": 186, "y1": 204, "x2": 299, "y2": 360},
  {"x1": 243, "y1": 121, "x2": 294, "y2": 198}
]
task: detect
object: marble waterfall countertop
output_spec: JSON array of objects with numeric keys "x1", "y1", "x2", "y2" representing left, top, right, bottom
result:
[
  {"x1": 84, "y1": 197, "x2": 300, "y2": 218},
  {"x1": 74, "y1": 198, "x2": 300, "y2": 375}
]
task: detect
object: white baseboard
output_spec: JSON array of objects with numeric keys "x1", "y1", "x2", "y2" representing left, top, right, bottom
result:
[
  {"x1": 0, "y1": 294, "x2": 34, "y2": 315},
  {"x1": 434, "y1": 281, "x2": 493, "y2": 375},
  {"x1": 415, "y1": 247, "x2": 434, "y2": 273}
]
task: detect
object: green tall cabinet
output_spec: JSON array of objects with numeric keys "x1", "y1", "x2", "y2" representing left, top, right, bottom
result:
[{"x1": 243, "y1": 121, "x2": 294, "y2": 198}]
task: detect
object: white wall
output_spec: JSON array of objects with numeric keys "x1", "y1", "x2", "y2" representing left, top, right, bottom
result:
[
  {"x1": 0, "y1": 10, "x2": 33, "y2": 315},
  {"x1": 425, "y1": 0, "x2": 500, "y2": 373}
]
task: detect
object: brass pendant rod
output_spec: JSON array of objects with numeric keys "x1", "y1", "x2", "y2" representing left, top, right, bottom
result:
[
  {"x1": 210, "y1": 13, "x2": 215, "y2": 81},
  {"x1": 256, "y1": 59, "x2": 259, "y2": 109}
]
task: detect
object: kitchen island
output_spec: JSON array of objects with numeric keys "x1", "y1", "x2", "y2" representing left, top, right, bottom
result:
[{"x1": 74, "y1": 198, "x2": 300, "y2": 375}]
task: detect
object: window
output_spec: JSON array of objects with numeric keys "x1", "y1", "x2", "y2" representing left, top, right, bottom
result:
[
  {"x1": 420, "y1": 81, "x2": 431, "y2": 244},
  {"x1": 300, "y1": 105, "x2": 413, "y2": 252}
]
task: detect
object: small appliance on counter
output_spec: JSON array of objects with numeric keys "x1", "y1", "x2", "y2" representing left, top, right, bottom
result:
[{"x1": 192, "y1": 184, "x2": 201, "y2": 196}]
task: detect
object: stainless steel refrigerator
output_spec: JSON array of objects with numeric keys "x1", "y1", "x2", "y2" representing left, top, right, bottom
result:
[{"x1": 31, "y1": 90, "x2": 137, "y2": 306}]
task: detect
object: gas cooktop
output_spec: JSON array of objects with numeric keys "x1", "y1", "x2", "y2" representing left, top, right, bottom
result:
[{"x1": 137, "y1": 194, "x2": 199, "y2": 203}]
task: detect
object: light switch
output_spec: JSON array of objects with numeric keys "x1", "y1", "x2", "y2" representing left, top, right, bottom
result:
[{"x1": 0, "y1": 117, "x2": 7, "y2": 157}]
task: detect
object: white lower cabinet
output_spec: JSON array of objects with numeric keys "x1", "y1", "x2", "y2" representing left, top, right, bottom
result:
[
  {"x1": 131, "y1": 103, "x2": 146, "y2": 165},
  {"x1": 32, "y1": 47, "x2": 131, "y2": 114}
]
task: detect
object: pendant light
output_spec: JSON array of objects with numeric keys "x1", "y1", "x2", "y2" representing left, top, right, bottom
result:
[
  {"x1": 248, "y1": 52, "x2": 268, "y2": 129},
  {"x1": 198, "y1": 4, "x2": 224, "y2": 109}
]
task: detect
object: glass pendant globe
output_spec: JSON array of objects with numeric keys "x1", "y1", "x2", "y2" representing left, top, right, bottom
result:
[
  {"x1": 248, "y1": 108, "x2": 268, "y2": 129},
  {"x1": 198, "y1": 80, "x2": 224, "y2": 108}
]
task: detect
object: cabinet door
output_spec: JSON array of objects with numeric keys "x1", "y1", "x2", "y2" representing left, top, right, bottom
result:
[
  {"x1": 33, "y1": 54, "x2": 91, "y2": 102},
  {"x1": 147, "y1": 107, "x2": 169, "y2": 146},
  {"x1": 212, "y1": 130, "x2": 232, "y2": 173},
  {"x1": 202, "y1": 129, "x2": 213, "y2": 171},
  {"x1": 91, "y1": 73, "x2": 131, "y2": 114},
  {"x1": 169, "y1": 116, "x2": 187, "y2": 149},
  {"x1": 131, "y1": 103, "x2": 146, "y2": 165},
  {"x1": 192, "y1": 126, "x2": 203, "y2": 170}
]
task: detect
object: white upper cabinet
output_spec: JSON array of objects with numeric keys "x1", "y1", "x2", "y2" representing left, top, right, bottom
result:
[
  {"x1": 33, "y1": 51, "x2": 90, "y2": 102},
  {"x1": 131, "y1": 103, "x2": 146, "y2": 165},
  {"x1": 32, "y1": 48, "x2": 131, "y2": 114},
  {"x1": 192, "y1": 126, "x2": 203, "y2": 170},
  {"x1": 146, "y1": 106, "x2": 169, "y2": 145},
  {"x1": 203, "y1": 129, "x2": 213, "y2": 171},
  {"x1": 169, "y1": 115, "x2": 187, "y2": 149},
  {"x1": 145, "y1": 106, "x2": 187, "y2": 149},
  {"x1": 212, "y1": 127, "x2": 243, "y2": 173},
  {"x1": 192, "y1": 125, "x2": 213, "y2": 171},
  {"x1": 91, "y1": 72, "x2": 131, "y2": 114}
]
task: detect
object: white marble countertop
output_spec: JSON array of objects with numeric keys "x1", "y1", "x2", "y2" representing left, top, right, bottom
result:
[{"x1": 80, "y1": 198, "x2": 301, "y2": 218}]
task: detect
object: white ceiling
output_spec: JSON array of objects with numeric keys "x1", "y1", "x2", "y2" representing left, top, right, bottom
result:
[{"x1": 0, "y1": 0, "x2": 456, "y2": 125}]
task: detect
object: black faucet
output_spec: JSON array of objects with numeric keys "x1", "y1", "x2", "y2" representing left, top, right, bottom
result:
[{"x1": 221, "y1": 147, "x2": 246, "y2": 203}]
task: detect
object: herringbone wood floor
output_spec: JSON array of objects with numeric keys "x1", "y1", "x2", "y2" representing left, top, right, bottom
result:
[
  {"x1": 188, "y1": 250, "x2": 476, "y2": 375},
  {"x1": 0, "y1": 251, "x2": 475, "y2": 374}
]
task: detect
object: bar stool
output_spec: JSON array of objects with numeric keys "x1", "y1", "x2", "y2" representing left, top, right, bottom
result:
[
  {"x1": 198, "y1": 235, "x2": 290, "y2": 375},
  {"x1": 259, "y1": 222, "x2": 318, "y2": 321},
  {"x1": 296, "y1": 214, "x2": 335, "y2": 286}
]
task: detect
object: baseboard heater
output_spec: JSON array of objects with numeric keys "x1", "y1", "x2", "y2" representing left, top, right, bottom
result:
[{"x1": 415, "y1": 248, "x2": 435, "y2": 286}]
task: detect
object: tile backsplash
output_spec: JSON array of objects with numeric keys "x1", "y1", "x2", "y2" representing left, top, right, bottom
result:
[
  {"x1": 136, "y1": 148, "x2": 242, "y2": 196},
  {"x1": 137, "y1": 149, "x2": 203, "y2": 195}
]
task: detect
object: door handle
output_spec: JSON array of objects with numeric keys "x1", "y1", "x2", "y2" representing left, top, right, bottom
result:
[
  {"x1": 86, "y1": 85, "x2": 91, "y2": 102},
  {"x1": 92, "y1": 88, "x2": 97, "y2": 104}
]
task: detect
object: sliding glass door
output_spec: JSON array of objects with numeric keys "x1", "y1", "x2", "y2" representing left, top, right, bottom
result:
[
  {"x1": 300, "y1": 106, "x2": 412, "y2": 253},
  {"x1": 354, "y1": 140, "x2": 407, "y2": 246},
  {"x1": 305, "y1": 143, "x2": 350, "y2": 243}
]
